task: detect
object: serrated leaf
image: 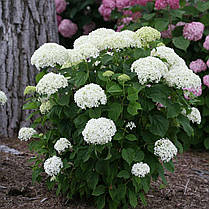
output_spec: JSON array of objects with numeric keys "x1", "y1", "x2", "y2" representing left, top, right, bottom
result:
[
  {"x1": 108, "y1": 103, "x2": 123, "y2": 121},
  {"x1": 125, "y1": 134, "x2": 137, "y2": 141},
  {"x1": 122, "y1": 148, "x2": 135, "y2": 165},
  {"x1": 177, "y1": 114, "x2": 193, "y2": 137},
  {"x1": 127, "y1": 102, "x2": 142, "y2": 116},
  {"x1": 154, "y1": 19, "x2": 169, "y2": 31}
]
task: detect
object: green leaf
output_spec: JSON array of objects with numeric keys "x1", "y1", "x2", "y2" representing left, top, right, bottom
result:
[
  {"x1": 122, "y1": 148, "x2": 135, "y2": 165},
  {"x1": 149, "y1": 115, "x2": 169, "y2": 137},
  {"x1": 23, "y1": 102, "x2": 39, "y2": 110},
  {"x1": 139, "y1": 192, "x2": 147, "y2": 206},
  {"x1": 172, "y1": 36, "x2": 190, "y2": 51},
  {"x1": 127, "y1": 87, "x2": 139, "y2": 101},
  {"x1": 35, "y1": 71, "x2": 46, "y2": 83},
  {"x1": 170, "y1": 10, "x2": 185, "y2": 18},
  {"x1": 89, "y1": 107, "x2": 102, "y2": 118},
  {"x1": 96, "y1": 195, "x2": 105, "y2": 209},
  {"x1": 117, "y1": 170, "x2": 130, "y2": 179},
  {"x1": 143, "y1": 13, "x2": 155, "y2": 20},
  {"x1": 167, "y1": 102, "x2": 181, "y2": 118},
  {"x1": 92, "y1": 185, "x2": 106, "y2": 196},
  {"x1": 57, "y1": 93, "x2": 70, "y2": 106},
  {"x1": 134, "y1": 150, "x2": 144, "y2": 162},
  {"x1": 125, "y1": 134, "x2": 137, "y2": 141},
  {"x1": 128, "y1": 189, "x2": 138, "y2": 208},
  {"x1": 74, "y1": 72, "x2": 88, "y2": 87},
  {"x1": 108, "y1": 103, "x2": 123, "y2": 121},
  {"x1": 133, "y1": 48, "x2": 149, "y2": 59},
  {"x1": 163, "y1": 161, "x2": 175, "y2": 173},
  {"x1": 113, "y1": 131, "x2": 124, "y2": 141},
  {"x1": 101, "y1": 54, "x2": 113, "y2": 65},
  {"x1": 177, "y1": 114, "x2": 193, "y2": 137},
  {"x1": 117, "y1": 184, "x2": 126, "y2": 200},
  {"x1": 107, "y1": 84, "x2": 123, "y2": 95},
  {"x1": 154, "y1": 19, "x2": 169, "y2": 31},
  {"x1": 204, "y1": 137, "x2": 209, "y2": 149},
  {"x1": 196, "y1": 1, "x2": 209, "y2": 12},
  {"x1": 142, "y1": 177, "x2": 149, "y2": 193},
  {"x1": 127, "y1": 102, "x2": 142, "y2": 116}
]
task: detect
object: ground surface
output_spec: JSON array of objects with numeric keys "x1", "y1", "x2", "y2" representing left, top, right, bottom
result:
[{"x1": 0, "y1": 137, "x2": 209, "y2": 209}]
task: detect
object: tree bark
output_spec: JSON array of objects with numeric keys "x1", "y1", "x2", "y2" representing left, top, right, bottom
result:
[{"x1": 0, "y1": 0, "x2": 58, "y2": 137}]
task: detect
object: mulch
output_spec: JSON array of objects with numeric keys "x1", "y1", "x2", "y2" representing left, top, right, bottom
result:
[{"x1": 0, "y1": 137, "x2": 208, "y2": 209}]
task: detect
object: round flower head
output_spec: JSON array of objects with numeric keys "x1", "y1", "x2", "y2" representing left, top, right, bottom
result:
[
  {"x1": 24, "y1": 86, "x2": 36, "y2": 95},
  {"x1": 183, "y1": 22, "x2": 204, "y2": 41},
  {"x1": 161, "y1": 24, "x2": 175, "y2": 39},
  {"x1": 54, "y1": 138, "x2": 72, "y2": 154},
  {"x1": 203, "y1": 35, "x2": 209, "y2": 50},
  {"x1": 131, "y1": 162, "x2": 150, "y2": 178},
  {"x1": 82, "y1": 117, "x2": 117, "y2": 145},
  {"x1": 203, "y1": 75, "x2": 209, "y2": 87},
  {"x1": 164, "y1": 66, "x2": 201, "y2": 90},
  {"x1": 55, "y1": 0, "x2": 67, "y2": 14},
  {"x1": 75, "y1": 43, "x2": 99, "y2": 59},
  {"x1": 58, "y1": 19, "x2": 78, "y2": 38},
  {"x1": 44, "y1": 156, "x2": 63, "y2": 177},
  {"x1": 135, "y1": 26, "x2": 161, "y2": 47},
  {"x1": 74, "y1": 83, "x2": 107, "y2": 109},
  {"x1": 31, "y1": 43, "x2": 69, "y2": 70},
  {"x1": 103, "y1": 70, "x2": 114, "y2": 77},
  {"x1": 118, "y1": 74, "x2": 131, "y2": 82},
  {"x1": 182, "y1": 107, "x2": 201, "y2": 124},
  {"x1": 189, "y1": 59, "x2": 207, "y2": 73},
  {"x1": 151, "y1": 46, "x2": 186, "y2": 68},
  {"x1": 18, "y1": 127, "x2": 37, "y2": 141},
  {"x1": 0, "y1": 91, "x2": 7, "y2": 105},
  {"x1": 73, "y1": 35, "x2": 90, "y2": 49},
  {"x1": 154, "y1": 138, "x2": 177, "y2": 162},
  {"x1": 131, "y1": 56, "x2": 168, "y2": 85},
  {"x1": 36, "y1": 72, "x2": 68, "y2": 97},
  {"x1": 40, "y1": 100, "x2": 52, "y2": 114}
]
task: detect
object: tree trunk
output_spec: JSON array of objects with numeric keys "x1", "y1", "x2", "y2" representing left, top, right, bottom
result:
[{"x1": 0, "y1": 0, "x2": 58, "y2": 137}]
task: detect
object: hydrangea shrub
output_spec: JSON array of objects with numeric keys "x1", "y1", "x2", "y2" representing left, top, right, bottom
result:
[
  {"x1": 22, "y1": 27, "x2": 202, "y2": 208},
  {"x1": 108, "y1": 0, "x2": 209, "y2": 150}
]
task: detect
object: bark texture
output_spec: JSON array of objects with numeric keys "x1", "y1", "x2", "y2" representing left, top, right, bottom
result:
[{"x1": 0, "y1": 0, "x2": 58, "y2": 137}]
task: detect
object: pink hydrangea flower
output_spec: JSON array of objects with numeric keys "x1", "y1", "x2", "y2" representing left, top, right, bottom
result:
[
  {"x1": 55, "y1": 0, "x2": 67, "y2": 14},
  {"x1": 161, "y1": 24, "x2": 175, "y2": 39},
  {"x1": 183, "y1": 22, "x2": 204, "y2": 41},
  {"x1": 183, "y1": 87, "x2": 202, "y2": 100},
  {"x1": 116, "y1": 0, "x2": 129, "y2": 10},
  {"x1": 203, "y1": 75, "x2": 209, "y2": 87},
  {"x1": 102, "y1": 0, "x2": 116, "y2": 9},
  {"x1": 58, "y1": 19, "x2": 78, "y2": 38},
  {"x1": 98, "y1": 4, "x2": 112, "y2": 21},
  {"x1": 207, "y1": 59, "x2": 209, "y2": 68},
  {"x1": 122, "y1": 17, "x2": 133, "y2": 24},
  {"x1": 155, "y1": 0, "x2": 179, "y2": 10},
  {"x1": 203, "y1": 35, "x2": 209, "y2": 50},
  {"x1": 83, "y1": 22, "x2": 96, "y2": 35},
  {"x1": 189, "y1": 59, "x2": 207, "y2": 73},
  {"x1": 56, "y1": 15, "x2": 62, "y2": 26}
]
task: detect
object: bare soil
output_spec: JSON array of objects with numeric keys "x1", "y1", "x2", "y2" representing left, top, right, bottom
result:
[{"x1": 0, "y1": 137, "x2": 209, "y2": 209}]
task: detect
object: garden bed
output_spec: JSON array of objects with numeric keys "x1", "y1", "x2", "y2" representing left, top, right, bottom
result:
[{"x1": 0, "y1": 137, "x2": 208, "y2": 209}]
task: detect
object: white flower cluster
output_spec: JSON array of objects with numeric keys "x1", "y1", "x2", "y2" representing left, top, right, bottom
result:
[
  {"x1": 82, "y1": 117, "x2": 117, "y2": 145},
  {"x1": 182, "y1": 107, "x2": 201, "y2": 124},
  {"x1": 74, "y1": 83, "x2": 107, "y2": 109},
  {"x1": 44, "y1": 156, "x2": 63, "y2": 177},
  {"x1": 0, "y1": 90, "x2": 7, "y2": 105},
  {"x1": 126, "y1": 121, "x2": 136, "y2": 130},
  {"x1": 135, "y1": 26, "x2": 161, "y2": 47},
  {"x1": 40, "y1": 100, "x2": 52, "y2": 114},
  {"x1": 151, "y1": 46, "x2": 186, "y2": 68},
  {"x1": 154, "y1": 138, "x2": 177, "y2": 162},
  {"x1": 54, "y1": 138, "x2": 72, "y2": 154},
  {"x1": 36, "y1": 72, "x2": 68, "y2": 96},
  {"x1": 165, "y1": 66, "x2": 201, "y2": 90},
  {"x1": 73, "y1": 28, "x2": 141, "y2": 52},
  {"x1": 18, "y1": 127, "x2": 37, "y2": 141},
  {"x1": 131, "y1": 56, "x2": 168, "y2": 85},
  {"x1": 131, "y1": 162, "x2": 150, "y2": 178},
  {"x1": 31, "y1": 43, "x2": 69, "y2": 70}
]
